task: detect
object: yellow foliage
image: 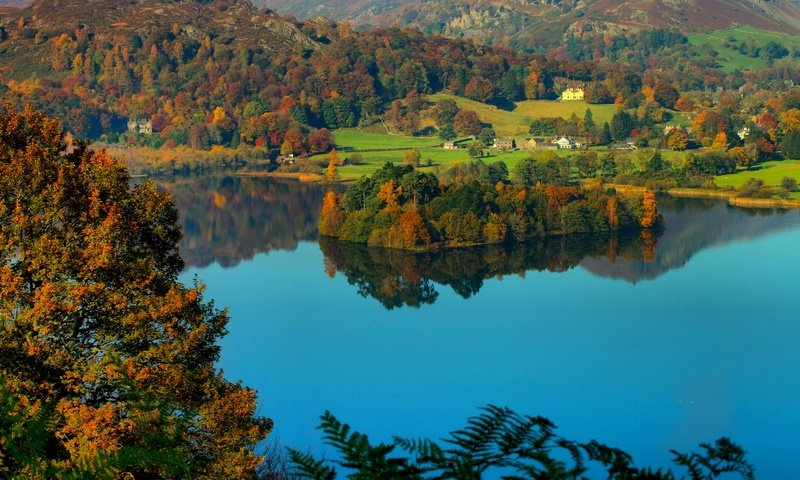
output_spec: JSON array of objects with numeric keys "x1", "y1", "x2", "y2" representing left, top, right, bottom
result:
[{"x1": 212, "y1": 107, "x2": 227, "y2": 124}]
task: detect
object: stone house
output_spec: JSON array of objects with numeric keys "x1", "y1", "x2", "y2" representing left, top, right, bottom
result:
[{"x1": 493, "y1": 137, "x2": 516, "y2": 150}]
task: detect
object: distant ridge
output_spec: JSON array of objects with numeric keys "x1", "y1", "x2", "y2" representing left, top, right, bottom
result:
[
  {"x1": 0, "y1": 0, "x2": 320, "y2": 54},
  {"x1": 260, "y1": 0, "x2": 800, "y2": 50}
]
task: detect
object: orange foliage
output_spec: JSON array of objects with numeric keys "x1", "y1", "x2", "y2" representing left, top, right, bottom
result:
[
  {"x1": 0, "y1": 107, "x2": 271, "y2": 477},
  {"x1": 640, "y1": 191, "x2": 658, "y2": 228},
  {"x1": 711, "y1": 131, "x2": 728, "y2": 149},
  {"x1": 319, "y1": 190, "x2": 343, "y2": 236},
  {"x1": 377, "y1": 179, "x2": 402, "y2": 208},
  {"x1": 398, "y1": 210, "x2": 431, "y2": 248},
  {"x1": 606, "y1": 196, "x2": 619, "y2": 230}
]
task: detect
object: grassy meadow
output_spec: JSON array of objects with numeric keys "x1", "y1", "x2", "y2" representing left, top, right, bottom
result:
[
  {"x1": 714, "y1": 160, "x2": 800, "y2": 193},
  {"x1": 428, "y1": 93, "x2": 617, "y2": 137},
  {"x1": 315, "y1": 129, "x2": 579, "y2": 180},
  {"x1": 687, "y1": 26, "x2": 800, "y2": 73}
]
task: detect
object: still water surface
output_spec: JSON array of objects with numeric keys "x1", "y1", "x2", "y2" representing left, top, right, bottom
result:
[{"x1": 169, "y1": 176, "x2": 800, "y2": 477}]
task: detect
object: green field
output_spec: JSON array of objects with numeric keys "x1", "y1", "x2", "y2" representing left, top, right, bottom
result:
[
  {"x1": 687, "y1": 27, "x2": 800, "y2": 73},
  {"x1": 714, "y1": 160, "x2": 800, "y2": 198},
  {"x1": 428, "y1": 94, "x2": 617, "y2": 137},
  {"x1": 332, "y1": 129, "x2": 442, "y2": 151},
  {"x1": 315, "y1": 129, "x2": 577, "y2": 180}
]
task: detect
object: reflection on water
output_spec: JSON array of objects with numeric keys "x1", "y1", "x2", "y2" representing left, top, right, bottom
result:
[
  {"x1": 581, "y1": 196, "x2": 799, "y2": 283},
  {"x1": 163, "y1": 176, "x2": 800, "y2": 286},
  {"x1": 320, "y1": 232, "x2": 656, "y2": 309},
  {"x1": 159, "y1": 176, "x2": 327, "y2": 269},
  {"x1": 173, "y1": 176, "x2": 800, "y2": 478}
]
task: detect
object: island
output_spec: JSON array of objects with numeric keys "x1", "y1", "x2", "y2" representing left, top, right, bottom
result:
[{"x1": 320, "y1": 163, "x2": 660, "y2": 250}]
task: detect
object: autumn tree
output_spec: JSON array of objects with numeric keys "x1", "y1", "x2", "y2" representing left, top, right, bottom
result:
[
  {"x1": 0, "y1": 107, "x2": 271, "y2": 478},
  {"x1": 404, "y1": 147, "x2": 421, "y2": 167},
  {"x1": 398, "y1": 210, "x2": 431, "y2": 248},
  {"x1": 453, "y1": 110, "x2": 483, "y2": 136},
  {"x1": 308, "y1": 128, "x2": 333, "y2": 154},
  {"x1": 640, "y1": 190, "x2": 658, "y2": 228},
  {"x1": 711, "y1": 131, "x2": 728, "y2": 149},
  {"x1": 377, "y1": 179, "x2": 402, "y2": 209},
  {"x1": 464, "y1": 76, "x2": 495, "y2": 103},
  {"x1": 667, "y1": 130, "x2": 689, "y2": 151},
  {"x1": 319, "y1": 190, "x2": 344, "y2": 235}
]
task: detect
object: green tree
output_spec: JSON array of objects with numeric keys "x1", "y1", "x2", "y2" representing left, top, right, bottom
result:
[
  {"x1": 0, "y1": 107, "x2": 270, "y2": 478},
  {"x1": 468, "y1": 142, "x2": 484, "y2": 158},
  {"x1": 602, "y1": 121, "x2": 613, "y2": 144},
  {"x1": 477, "y1": 127, "x2": 496, "y2": 146},
  {"x1": 404, "y1": 147, "x2": 421, "y2": 166},
  {"x1": 610, "y1": 110, "x2": 636, "y2": 141},
  {"x1": 433, "y1": 99, "x2": 459, "y2": 126},
  {"x1": 583, "y1": 108, "x2": 595, "y2": 134},
  {"x1": 438, "y1": 124, "x2": 456, "y2": 141}
]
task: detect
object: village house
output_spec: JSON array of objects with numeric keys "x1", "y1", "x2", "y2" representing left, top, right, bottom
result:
[
  {"x1": 553, "y1": 136, "x2": 581, "y2": 150},
  {"x1": 523, "y1": 138, "x2": 539, "y2": 150},
  {"x1": 737, "y1": 126, "x2": 751, "y2": 140},
  {"x1": 442, "y1": 141, "x2": 459, "y2": 150},
  {"x1": 493, "y1": 137, "x2": 516, "y2": 150},
  {"x1": 127, "y1": 118, "x2": 153, "y2": 134},
  {"x1": 560, "y1": 87, "x2": 585, "y2": 101}
]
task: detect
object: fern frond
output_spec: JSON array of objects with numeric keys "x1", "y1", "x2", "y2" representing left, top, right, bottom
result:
[{"x1": 288, "y1": 448, "x2": 337, "y2": 480}]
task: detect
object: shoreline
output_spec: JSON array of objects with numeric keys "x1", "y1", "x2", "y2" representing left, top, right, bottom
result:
[{"x1": 606, "y1": 184, "x2": 800, "y2": 209}]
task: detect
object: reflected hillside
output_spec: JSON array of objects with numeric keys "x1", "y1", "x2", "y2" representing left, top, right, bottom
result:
[
  {"x1": 160, "y1": 176, "x2": 327, "y2": 269},
  {"x1": 581, "y1": 197, "x2": 800, "y2": 283},
  {"x1": 320, "y1": 232, "x2": 657, "y2": 309}
]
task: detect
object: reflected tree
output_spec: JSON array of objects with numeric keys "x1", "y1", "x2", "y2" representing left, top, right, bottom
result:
[{"x1": 319, "y1": 231, "x2": 658, "y2": 309}]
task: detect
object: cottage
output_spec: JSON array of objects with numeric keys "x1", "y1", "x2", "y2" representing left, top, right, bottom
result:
[
  {"x1": 737, "y1": 126, "x2": 750, "y2": 140},
  {"x1": 553, "y1": 136, "x2": 579, "y2": 150},
  {"x1": 560, "y1": 87, "x2": 585, "y2": 101},
  {"x1": 442, "y1": 141, "x2": 459, "y2": 150},
  {"x1": 663, "y1": 125, "x2": 682, "y2": 136},
  {"x1": 493, "y1": 137, "x2": 516, "y2": 150},
  {"x1": 127, "y1": 118, "x2": 153, "y2": 134},
  {"x1": 523, "y1": 138, "x2": 539, "y2": 150}
]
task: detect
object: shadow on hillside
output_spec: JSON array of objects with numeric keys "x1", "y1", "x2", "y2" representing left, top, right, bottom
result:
[{"x1": 489, "y1": 98, "x2": 517, "y2": 112}]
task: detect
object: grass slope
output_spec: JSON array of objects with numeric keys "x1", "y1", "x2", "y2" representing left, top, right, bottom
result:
[
  {"x1": 688, "y1": 26, "x2": 800, "y2": 73},
  {"x1": 315, "y1": 129, "x2": 575, "y2": 180},
  {"x1": 332, "y1": 129, "x2": 441, "y2": 150},
  {"x1": 714, "y1": 160, "x2": 800, "y2": 188},
  {"x1": 429, "y1": 94, "x2": 617, "y2": 137}
]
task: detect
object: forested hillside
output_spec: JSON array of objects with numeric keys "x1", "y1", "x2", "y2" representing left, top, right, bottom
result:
[
  {"x1": 262, "y1": 0, "x2": 800, "y2": 52},
  {"x1": 2, "y1": 0, "x2": 800, "y2": 173}
]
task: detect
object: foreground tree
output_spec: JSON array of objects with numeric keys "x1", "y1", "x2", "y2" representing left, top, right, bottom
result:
[
  {"x1": 290, "y1": 406, "x2": 754, "y2": 480},
  {"x1": 0, "y1": 106, "x2": 271, "y2": 478}
]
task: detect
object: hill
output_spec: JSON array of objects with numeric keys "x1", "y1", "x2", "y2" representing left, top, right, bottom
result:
[
  {"x1": 260, "y1": 0, "x2": 800, "y2": 51},
  {"x1": 0, "y1": 0, "x2": 318, "y2": 56},
  {"x1": 0, "y1": 0, "x2": 30, "y2": 7}
]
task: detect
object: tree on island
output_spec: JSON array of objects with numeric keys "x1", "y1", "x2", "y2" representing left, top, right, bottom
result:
[{"x1": 0, "y1": 107, "x2": 270, "y2": 478}]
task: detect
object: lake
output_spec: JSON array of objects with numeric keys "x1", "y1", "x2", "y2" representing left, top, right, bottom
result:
[{"x1": 170, "y1": 176, "x2": 800, "y2": 477}]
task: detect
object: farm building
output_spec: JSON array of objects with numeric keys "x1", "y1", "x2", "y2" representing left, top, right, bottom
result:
[
  {"x1": 127, "y1": 118, "x2": 153, "y2": 134},
  {"x1": 442, "y1": 141, "x2": 459, "y2": 150},
  {"x1": 493, "y1": 137, "x2": 516, "y2": 149},
  {"x1": 523, "y1": 138, "x2": 539, "y2": 150}
]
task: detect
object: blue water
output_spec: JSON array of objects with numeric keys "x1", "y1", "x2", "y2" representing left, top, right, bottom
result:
[{"x1": 174, "y1": 177, "x2": 800, "y2": 477}]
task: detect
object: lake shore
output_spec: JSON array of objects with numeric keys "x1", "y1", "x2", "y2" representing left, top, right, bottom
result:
[{"x1": 607, "y1": 184, "x2": 800, "y2": 209}]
